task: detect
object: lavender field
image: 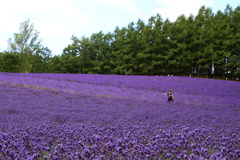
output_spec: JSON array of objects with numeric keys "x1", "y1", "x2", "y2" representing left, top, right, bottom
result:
[{"x1": 0, "y1": 73, "x2": 239, "y2": 160}]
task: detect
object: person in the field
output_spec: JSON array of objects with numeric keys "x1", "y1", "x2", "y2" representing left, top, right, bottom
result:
[{"x1": 163, "y1": 90, "x2": 174, "y2": 102}]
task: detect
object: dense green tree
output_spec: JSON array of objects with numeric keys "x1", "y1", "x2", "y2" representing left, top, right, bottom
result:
[
  {"x1": 193, "y1": 6, "x2": 214, "y2": 77},
  {"x1": 142, "y1": 14, "x2": 165, "y2": 75},
  {"x1": 90, "y1": 31, "x2": 114, "y2": 74},
  {"x1": 160, "y1": 19, "x2": 173, "y2": 75},
  {"x1": 30, "y1": 47, "x2": 52, "y2": 73},
  {"x1": 111, "y1": 27, "x2": 128, "y2": 74},
  {"x1": 123, "y1": 22, "x2": 139, "y2": 75},
  {"x1": 226, "y1": 6, "x2": 240, "y2": 78},
  {"x1": 61, "y1": 44, "x2": 80, "y2": 73},
  {"x1": 169, "y1": 14, "x2": 197, "y2": 76},
  {"x1": 135, "y1": 19, "x2": 149, "y2": 75},
  {"x1": 49, "y1": 55, "x2": 63, "y2": 73},
  {"x1": 0, "y1": 52, "x2": 20, "y2": 72},
  {"x1": 70, "y1": 36, "x2": 96, "y2": 73},
  {"x1": 210, "y1": 9, "x2": 229, "y2": 78}
]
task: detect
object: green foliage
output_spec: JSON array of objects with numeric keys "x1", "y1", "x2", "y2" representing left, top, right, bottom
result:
[
  {"x1": 0, "y1": 53, "x2": 20, "y2": 72},
  {"x1": 8, "y1": 19, "x2": 42, "y2": 55},
  {"x1": 4, "y1": 19, "x2": 52, "y2": 73},
  {"x1": 1, "y1": 5, "x2": 239, "y2": 79}
]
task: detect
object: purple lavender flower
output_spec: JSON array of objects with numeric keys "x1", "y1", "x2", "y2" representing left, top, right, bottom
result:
[{"x1": 0, "y1": 73, "x2": 239, "y2": 159}]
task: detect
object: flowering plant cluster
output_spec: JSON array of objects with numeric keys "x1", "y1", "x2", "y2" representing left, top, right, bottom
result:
[{"x1": 0, "y1": 73, "x2": 239, "y2": 159}]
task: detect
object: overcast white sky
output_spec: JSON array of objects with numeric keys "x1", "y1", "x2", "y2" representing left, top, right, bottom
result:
[{"x1": 0, "y1": 0, "x2": 239, "y2": 55}]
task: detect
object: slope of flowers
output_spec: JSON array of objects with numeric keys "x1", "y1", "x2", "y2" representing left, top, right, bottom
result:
[{"x1": 0, "y1": 73, "x2": 239, "y2": 159}]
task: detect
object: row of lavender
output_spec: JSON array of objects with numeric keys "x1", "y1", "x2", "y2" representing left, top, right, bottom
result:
[
  {"x1": 0, "y1": 73, "x2": 239, "y2": 159},
  {"x1": 0, "y1": 73, "x2": 239, "y2": 107}
]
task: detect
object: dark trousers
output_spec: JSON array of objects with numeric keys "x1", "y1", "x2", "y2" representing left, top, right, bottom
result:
[{"x1": 168, "y1": 96, "x2": 173, "y2": 102}]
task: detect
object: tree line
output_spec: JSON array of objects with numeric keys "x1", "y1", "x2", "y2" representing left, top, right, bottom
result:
[{"x1": 0, "y1": 5, "x2": 240, "y2": 79}]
